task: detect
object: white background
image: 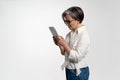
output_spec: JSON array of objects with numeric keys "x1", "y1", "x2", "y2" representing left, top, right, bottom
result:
[{"x1": 0, "y1": 0, "x2": 120, "y2": 80}]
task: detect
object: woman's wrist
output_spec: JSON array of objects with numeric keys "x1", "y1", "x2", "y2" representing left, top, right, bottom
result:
[
  {"x1": 58, "y1": 45, "x2": 65, "y2": 55},
  {"x1": 63, "y1": 43, "x2": 71, "y2": 55}
]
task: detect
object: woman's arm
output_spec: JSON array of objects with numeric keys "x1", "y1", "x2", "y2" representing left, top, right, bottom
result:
[
  {"x1": 58, "y1": 45, "x2": 65, "y2": 55},
  {"x1": 55, "y1": 36, "x2": 71, "y2": 55},
  {"x1": 53, "y1": 36, "x2": 65, "y2": 55}
]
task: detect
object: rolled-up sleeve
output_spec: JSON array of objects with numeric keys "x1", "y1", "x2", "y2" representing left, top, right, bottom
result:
[{"x1": 68, "y1": 32, "x2": 90, "y2": 63}]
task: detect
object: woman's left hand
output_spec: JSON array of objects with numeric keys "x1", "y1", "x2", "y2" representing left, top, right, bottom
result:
[{"x1": 56, "y1": 36, "x2": 67, "y2": 46}]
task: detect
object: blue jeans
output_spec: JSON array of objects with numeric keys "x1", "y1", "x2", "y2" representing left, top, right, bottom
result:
[{"x1": 65, "y1": 67, "x2": 89, "y2": 80}]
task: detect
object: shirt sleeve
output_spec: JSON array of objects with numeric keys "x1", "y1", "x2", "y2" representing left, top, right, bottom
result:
[{"x1": 68, "y1": 31, "x2": 90, "y2": 63}]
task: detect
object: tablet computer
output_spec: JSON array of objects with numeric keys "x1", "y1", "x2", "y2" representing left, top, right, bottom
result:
[{"x1": 49, "y1": 27, "x2": 59, "y2": 36}]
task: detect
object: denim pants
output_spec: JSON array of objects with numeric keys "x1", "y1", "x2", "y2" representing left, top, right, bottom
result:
[{"x1": 65, "y1": 67, "x2": 89, "y2": 80}]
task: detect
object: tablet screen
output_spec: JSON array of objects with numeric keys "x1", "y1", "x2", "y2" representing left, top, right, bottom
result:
[{"x1": 49, "y1": 27, "x2": 58, "y2": 36}]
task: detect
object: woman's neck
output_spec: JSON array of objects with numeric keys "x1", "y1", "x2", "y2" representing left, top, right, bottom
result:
[{"x1": 77, "y1": 23, "x2": 83, "y2": 29}]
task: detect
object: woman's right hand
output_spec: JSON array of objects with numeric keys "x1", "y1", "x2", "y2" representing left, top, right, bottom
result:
[{"x1": 53, "y1": 36, "x2": 59, "y2": 45}]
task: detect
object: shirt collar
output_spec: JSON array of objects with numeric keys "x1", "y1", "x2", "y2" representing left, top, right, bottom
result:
[
  {"x1": 77, "y1": 25, "x2": 86, "y2": 34},
  {"x1": 69, "y1": 26, "x2": 86, "y2": 37}
]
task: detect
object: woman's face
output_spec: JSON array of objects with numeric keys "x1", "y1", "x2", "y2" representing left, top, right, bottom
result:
[{"x1": 64, "y1": 14, "x2": 79, "y2": 31}]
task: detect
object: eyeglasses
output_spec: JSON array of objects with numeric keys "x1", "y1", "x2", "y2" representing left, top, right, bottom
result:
[{"x1": 64, "y1": 20, "x2": 74, "y2": 24}]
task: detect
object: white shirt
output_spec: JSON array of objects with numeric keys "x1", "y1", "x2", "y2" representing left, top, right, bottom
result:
[{"x1": 61, "y1": 26, "x2": 90, "y2": 76}]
